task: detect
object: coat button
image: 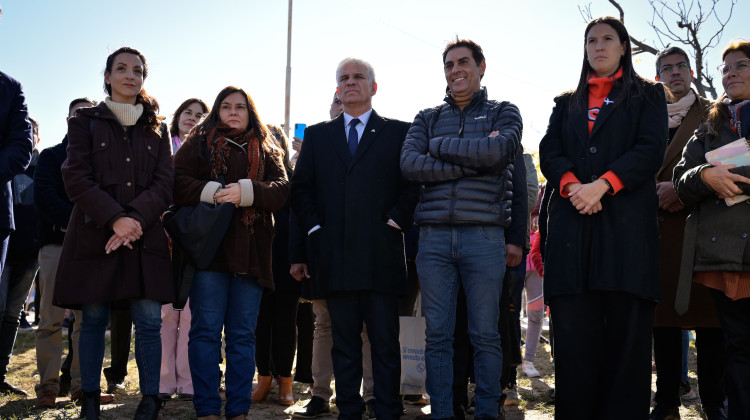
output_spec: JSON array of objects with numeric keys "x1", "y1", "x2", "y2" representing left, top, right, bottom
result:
[
  {"x1": 94, "y1": 112, "x2": 99, "y2": 115},
  {"x1": 589, "y1": 146, "x2": 598, "y2": 154},
  {"x1": 147, "y1": 145, "x2": 152, "y2": 150},
  {"x1": 743, "y1": 233, "x2": 748, "y2": 239},
  {"x1": 658, "y1": 216, "x2": 664, "y2": 222},
  {"x1": 126, "y1": 157, "x2": 131, "y2": 162},
  {"x1": 100, "y1": 142, "x2": 106, "y2": 147},
  {"x1": 711, "y1": 236, "x2": 718, "y2": 242},
  {"x1": 126, "y1": 182, "x2": 132, "y2": 187},
  {"x1": 715, "y1": 200, "x2": 721, "y2": 204},
  {"x1": 123, "y1": 136, "x2": 127, "y2": 140},
  {"x1": 590, "y1": 175, "x2": 598, "y2": 181}
]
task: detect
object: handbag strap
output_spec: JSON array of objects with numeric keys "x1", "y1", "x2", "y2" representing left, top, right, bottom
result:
[{"x1": 173, "y1": 261, "x2": 195, "y2": 311}]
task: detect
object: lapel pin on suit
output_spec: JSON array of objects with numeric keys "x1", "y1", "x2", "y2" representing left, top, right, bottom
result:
[{"x1": 371, "y1": 129, "x2": 376, "y2": 133}]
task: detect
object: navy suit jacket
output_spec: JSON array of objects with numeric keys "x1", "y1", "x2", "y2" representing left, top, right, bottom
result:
[
  {"x1": 0, "y1": 71, "x2": 33, "y2": 232},
  {"x1": 290, "y1": 110, "x2": 418, "y2": 297}
]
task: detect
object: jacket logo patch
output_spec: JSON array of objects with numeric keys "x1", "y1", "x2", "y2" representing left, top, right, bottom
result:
[{"x1": 474, "y1": 115, "x2": 487, "y2": 120}]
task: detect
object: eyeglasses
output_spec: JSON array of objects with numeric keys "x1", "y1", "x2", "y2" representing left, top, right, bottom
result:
[
  {"x1": 718, "y1": 58, "x2": 750, "y2": 76},
  {"x1": 659, "y1": 62, "x2": 690, "y2": 74}
]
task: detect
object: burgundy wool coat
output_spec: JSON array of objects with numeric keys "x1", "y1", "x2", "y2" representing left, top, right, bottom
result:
[{"x1": 53, "y1": 103, "x2": 174, "y2": 308}]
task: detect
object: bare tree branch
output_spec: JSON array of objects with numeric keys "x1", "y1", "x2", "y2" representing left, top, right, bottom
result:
[{"x1": 598, "y1": 0, "x2": 734, "y2": 99}]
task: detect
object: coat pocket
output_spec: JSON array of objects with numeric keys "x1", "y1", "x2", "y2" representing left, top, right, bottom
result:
[{"x1": 72, "y1": 214, "x2": 111, "y2": 260}]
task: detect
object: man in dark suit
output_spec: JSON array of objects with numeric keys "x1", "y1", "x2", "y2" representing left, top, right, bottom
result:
[{"x1": 291, "y1": 57, "x2": 418, "y2": 420}]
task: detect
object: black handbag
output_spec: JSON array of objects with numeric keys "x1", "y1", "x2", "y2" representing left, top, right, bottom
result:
[{"x1": 163, "y1": 201, "x2": 235, "y2": 309}]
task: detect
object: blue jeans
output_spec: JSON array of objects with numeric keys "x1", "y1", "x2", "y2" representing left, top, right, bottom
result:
[
  {"x1": 188, "y1": 271, "x2": 263, "y2": 418},
  {"x1": 80, "y1": 299, "x2": 162, "y2": 394},
  {"x1": 418, "y1": 225, "x2": 505, "y2": 419}
]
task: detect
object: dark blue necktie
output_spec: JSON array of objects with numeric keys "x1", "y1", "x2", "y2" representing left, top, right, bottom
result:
[{"x1": 348, "y1": 118, "x2": 360, "y2": 157}]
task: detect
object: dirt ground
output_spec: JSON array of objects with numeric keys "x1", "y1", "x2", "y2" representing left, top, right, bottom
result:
[{"x1": 0, "y1": 317, "x2": 709, "y2": 419}]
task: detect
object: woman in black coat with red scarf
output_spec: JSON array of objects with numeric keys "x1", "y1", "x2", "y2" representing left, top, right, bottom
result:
[{"x1": 539, "y1": 17, "x2": 667, "y2": 420}]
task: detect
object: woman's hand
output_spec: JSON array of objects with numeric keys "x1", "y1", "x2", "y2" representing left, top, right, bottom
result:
[
  {"x1": 214, "y1": 183, "x2": 242, "y2": 207},
  {"x1": 106, "y1": 217, "x2": 142, "y2": 254},
  {"x1": 701, "y1": 165, "x2": 750, "y2": 199},
  {"x1": 569, "y1": 179, "x2": 609, "y2": 215}
]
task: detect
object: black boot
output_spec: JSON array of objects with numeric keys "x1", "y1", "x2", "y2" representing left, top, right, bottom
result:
[
  {"x1": 79, "y1": 390, "x2": 101, "y2": 420},
  {"x1": 133, "y1": 394, "x2": 162, "y2": 420}
]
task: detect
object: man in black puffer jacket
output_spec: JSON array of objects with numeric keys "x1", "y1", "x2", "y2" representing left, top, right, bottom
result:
[{"x1": 400, "y1": 39, "x2": 522, "y2": 420}]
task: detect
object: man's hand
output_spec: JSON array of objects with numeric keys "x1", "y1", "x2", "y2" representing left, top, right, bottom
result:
[
  {"x1": 290, "y1": 263, "x2": 310, "y2": 281},
  {"x1": 656, "y1": 181, "x2": 684, "y2": 212},
  {"x1": 506, "y1": 244, "x2": 523, "y2": 267},
  {"x1": 701, "y1": 165, "x2": 750, "y2": 199}
]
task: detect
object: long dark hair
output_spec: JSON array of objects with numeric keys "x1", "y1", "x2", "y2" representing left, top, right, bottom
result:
[
  {"x1": 190, "y1": 86, "x2": 275, "y2": 153},
  {"x1": 104, "y1": 47, "x2": 162, "y2": 135},
  {"x1": 569, "y1": 16, "x2": 645, "y2": 111},
  {"x1": 704, "y1": 39, "x2": 750, "y2": 135},
  {"x1": 266, "y1": 124, "x2": 293, "y2": 172},
  {"x1": 170, "y1": 98, "x2": 208, "y2": 139}
]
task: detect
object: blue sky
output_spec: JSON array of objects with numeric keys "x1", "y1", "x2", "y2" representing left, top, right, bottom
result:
[{"x1": 0, "y1": 0, "x2": 746, "y2": 151}]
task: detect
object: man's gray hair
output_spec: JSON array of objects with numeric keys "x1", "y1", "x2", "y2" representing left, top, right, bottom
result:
[{"x1": 335, "y1": 57, "x2": 376, "y2": 85}]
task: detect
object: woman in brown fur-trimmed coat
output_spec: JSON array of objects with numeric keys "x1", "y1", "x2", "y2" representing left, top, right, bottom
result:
[{"x1": 173, "y1": 86, "x2": 288, "y2": 420}]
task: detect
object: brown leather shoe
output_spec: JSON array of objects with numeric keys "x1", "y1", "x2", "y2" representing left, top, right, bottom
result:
[
  {"x1": 35, "y1": 389, "x2": 57, "y2": 408},
  {"x1": 277, "y1": 376, "x2": 294, "y2": 405},
  {"x1": 251, "y1": 375, "x2": 272, "y2": 402},
  {"x1": 71, "y1": 390, "x2": 115, "y2": 404}
]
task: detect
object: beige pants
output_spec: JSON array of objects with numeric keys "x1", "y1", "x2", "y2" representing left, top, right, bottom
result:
[
  {"x1": 311, "y1": 299, "x2": 374, "y2": 401},
  {"x1": 34, "y1": 244, "x2": 82, "y2": 396}
]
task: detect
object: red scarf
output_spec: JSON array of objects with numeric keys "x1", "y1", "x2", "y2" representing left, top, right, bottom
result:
[
  {"x1": 587, "y1": 67, "x2": 623, "y2": 134},
  {"x1": 207, "y1": 123, "x2": 263, "y2": 228}
]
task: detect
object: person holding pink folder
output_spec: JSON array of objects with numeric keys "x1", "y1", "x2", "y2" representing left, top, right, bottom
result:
[{"x1": 674, "y1": 38, "x2": 750, "y2": 420}]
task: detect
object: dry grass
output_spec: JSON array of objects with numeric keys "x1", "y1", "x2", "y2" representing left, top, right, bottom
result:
[{"x1": 0, "y1": 322, "x2": 711, "y2": 419}]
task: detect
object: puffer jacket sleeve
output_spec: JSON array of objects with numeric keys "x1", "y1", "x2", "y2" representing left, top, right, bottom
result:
[
  {"x1": 427, "y1": 102, "x2": 522, "y2": 173},
  {"x1": 673, "y1": 130, "x2": 716, "y2": 206},
  {"x1": 400, "y1": 109, "x2": 478, "y2": 183}
]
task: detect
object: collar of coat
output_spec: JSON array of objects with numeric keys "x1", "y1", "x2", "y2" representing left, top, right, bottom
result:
[{"x1": 444, "y1": 86, "x2": 487, "y2": 112}]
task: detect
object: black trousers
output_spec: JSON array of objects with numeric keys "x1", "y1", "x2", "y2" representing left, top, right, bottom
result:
[
  {"x1": 549, "y1": 291, "x2": 654, "y2": 420},
  {"x1": 328, "y1": 291, "x2": 402, "y2": 420},
  {"x1": 255, "y1": 289, "x2": 300, "y2": 377},
  {"x1": 103, "y1": 307, "x2": 131, "y2": 384},
  {"x1": 294, "y1": 301, "x2": 314, "y2": 383},
  {"x1": 652, "y1": 326, "x2": 725, "y2": 408},
  {"x1": 710, "y1": 290, "x2": 750, "y2": 420}
]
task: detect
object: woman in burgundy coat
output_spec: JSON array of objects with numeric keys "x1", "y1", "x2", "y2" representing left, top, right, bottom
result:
[{"x1": 54, "y1": 47, "x2": 174, "y2": 420}]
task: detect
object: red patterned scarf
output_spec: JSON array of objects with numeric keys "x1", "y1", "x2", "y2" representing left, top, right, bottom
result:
[{"x1": 206, "y1": 123, "x2": 264, "y2": 228}]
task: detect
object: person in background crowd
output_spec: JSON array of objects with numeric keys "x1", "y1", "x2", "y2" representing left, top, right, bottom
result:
[
  {"x1": 290, "y1": 92, "x2": 379, "y2": 419},
  {"x1": 0, "y1": 117, "x2": 39, "y2": 397},
  {"x1": 523, "y1": 185, "x2": 546, "y2": 379},
  {"x1": 251, "y1": 124, "x2": 300, "y2": 406},
  {"x1": 0, "y1": 10, "x2": 35, "y2": 396},
  {"x1": 169, "y1": 98, "x2": 207, "y2": 155},
  {"x1": 651, "y1": 46, "x2": 726, "y2": 420},
  {"x1": 539, "y1": 16, "x2": 667, "y2": 419},
  {"x1": 401, "y1": 38, "x2": 522, "y2": 420},
  {"x1": 174, "y1": 86, "x2": 288, "y2": 420},
  {"x1": 34, "y1": 98, "x2": 115, "y2": 410},
  {"x1": 54, "y1": 47, "x2": 174, "y2": 420},
  {"x1": 292, "y1": 58, "x2": 417, "y2": 420},
  {"x1": 673, "y1": 38, "x2": 750, "y2": 420},
  {"x1": 158, "y1": 98, "x2": 208, "y2": 402}
]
